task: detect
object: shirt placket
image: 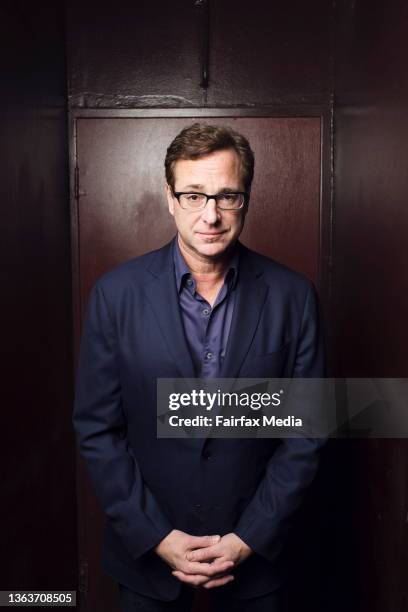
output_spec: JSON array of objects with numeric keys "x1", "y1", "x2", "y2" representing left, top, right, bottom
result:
[{"x1": 199, "y1": 284, "x2": 228, "y2": 377}]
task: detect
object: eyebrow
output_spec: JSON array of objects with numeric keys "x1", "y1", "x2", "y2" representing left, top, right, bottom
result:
[
  {"x1": 179, "y1": 184, "x2": 205, "y2": 190},
  {"x1": 178, "y1": 184, "x2": 241, "y2": 192}
]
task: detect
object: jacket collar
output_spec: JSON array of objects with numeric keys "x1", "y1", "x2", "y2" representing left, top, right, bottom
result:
[
  {"x1": 219, "y1": 242, "x2": 269, "y2": 378},
  {"x1": 144, "y1": 237, "x2": 268, "y2": 379},
  {"x1": 144, "y1": 237, "x2": 196, "y2": 379}
]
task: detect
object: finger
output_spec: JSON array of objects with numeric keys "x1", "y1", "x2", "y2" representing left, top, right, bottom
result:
[
  {"x1": 172, "y1": 571, "x2": 234, "y2": 587},
  {"x1": 186, "y1": 546, "x2": 222, "y2": 562},
  {"x1": 171, "y1": 571, "x2": 218, "y2": 587},
  {"x1": 181, "y1": 560, "x2": 234, "y2": 577},
  {"x1": 172, "y1": 571, "x2": 208, "y2": 587},
  {"x1": 187, "y1": 534, "x2": 220, "y2": 549},
  {"x1": 203, "y1": 575, "x2": 235, "y2": 589}
]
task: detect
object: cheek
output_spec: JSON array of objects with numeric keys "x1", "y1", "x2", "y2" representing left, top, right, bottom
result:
[
  {"x1": 231, "y1": 216, "x2": 244, "y2": 233},
  {"x1": 174, "y1": 212, "x2": 197, "y2": 233},
  {"x1": 188, "y1": 214, "x2": 203, "y2": 229}
]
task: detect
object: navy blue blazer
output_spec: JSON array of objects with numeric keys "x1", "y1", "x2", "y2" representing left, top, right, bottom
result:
[{"x1": 73, "y1": 238, "x2": 325, "y2": 600}]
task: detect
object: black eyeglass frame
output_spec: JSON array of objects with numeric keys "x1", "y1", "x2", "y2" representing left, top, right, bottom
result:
[{"x1": 171, "y1": 189, "x2": 248, "y2": 210}]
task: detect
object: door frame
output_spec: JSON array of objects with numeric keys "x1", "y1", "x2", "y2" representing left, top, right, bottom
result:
[{"x1": 68, "y1": 105, "x2": 333, "y2": 609}]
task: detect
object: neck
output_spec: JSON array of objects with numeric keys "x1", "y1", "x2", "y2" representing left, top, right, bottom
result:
[{"x1": 177, "y1": 236, "x2": 235, "y2": 281}]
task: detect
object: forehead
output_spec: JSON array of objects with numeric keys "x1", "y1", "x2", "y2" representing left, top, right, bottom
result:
[{"x1": 173, "y1": 149, "x2": 243, "y2": 188}]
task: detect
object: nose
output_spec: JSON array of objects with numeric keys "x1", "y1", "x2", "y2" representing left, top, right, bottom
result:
[{"x1": 200, "y1": 197, "x2": 220, "y2": 225}]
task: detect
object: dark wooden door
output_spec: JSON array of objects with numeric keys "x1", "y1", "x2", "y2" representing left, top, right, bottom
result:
[{"x1": 73, "y1": 114, "x2": 323, "y2": 611}]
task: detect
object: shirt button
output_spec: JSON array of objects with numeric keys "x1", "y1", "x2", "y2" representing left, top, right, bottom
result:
[
  {"x1": 206, "y1": 352, "x2": 213, "y2": 360},
  {"x1": 202, "y1": 308, "x2": 210, "y2": 316},
  {"x1": 220, "y1": 350, "x2": 225, "y2": 358}
]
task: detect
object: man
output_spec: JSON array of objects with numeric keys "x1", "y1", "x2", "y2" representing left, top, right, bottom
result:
[{"x1": 73, "y1": 123, "x2": 325, "y2": 611}]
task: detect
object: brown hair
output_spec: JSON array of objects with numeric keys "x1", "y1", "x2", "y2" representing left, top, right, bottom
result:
[{"x1": 165, "y1": 123, "x2": 255, "y2": 192}]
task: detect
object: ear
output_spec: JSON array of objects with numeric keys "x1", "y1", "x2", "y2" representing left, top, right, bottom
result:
[{"x1": 165, "y1": 184, "x2": 175, "y2": 216}]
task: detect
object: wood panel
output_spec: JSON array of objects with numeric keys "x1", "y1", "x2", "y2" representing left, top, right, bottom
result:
[
  {"x1": 333, "y1": 1, "x2": 408, "y2": 610},
  {"x1": 1, "y1": 0, "x2": 77, "y2": 595},
  {"x1": 208, "y1": 0, "x2": 332, "y2": 106},
  {"x1": 73, "y1": 114, "x2": 322, "y2": 611},
  {"x1": 67, "y1": 0, "x2": 204, "y2": 108},
  {"x1": 66, "y1": 0, "x2": 333, "y2": 109},
  {"x1": 76, "y1": 116, "x2": 321, "y2": 302}
]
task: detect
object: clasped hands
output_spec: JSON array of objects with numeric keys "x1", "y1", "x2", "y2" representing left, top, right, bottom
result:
[{"x1": 154, "y1": 529, "x2": 252, "y2": 589}]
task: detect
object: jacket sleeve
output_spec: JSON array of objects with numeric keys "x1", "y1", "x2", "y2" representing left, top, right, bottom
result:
[
  {"x1": 72, "y1": 281, "x2": 173, "y2": 560},
  {"x1": 233, "y1": 282, "x2": 326, "y2": 563}
]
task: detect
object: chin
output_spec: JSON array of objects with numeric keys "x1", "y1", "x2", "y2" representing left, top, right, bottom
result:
[{"x1": 194, "y1": 243, "x2": 230, "y2": 259}]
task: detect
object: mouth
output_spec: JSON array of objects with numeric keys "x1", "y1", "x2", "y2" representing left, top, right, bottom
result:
[
  {"x1": 196, "y1": 231, "x2": 226, "y2": 242},
  {"x1": 196, "y1": 231, "x2": 226, "y2": 237}
]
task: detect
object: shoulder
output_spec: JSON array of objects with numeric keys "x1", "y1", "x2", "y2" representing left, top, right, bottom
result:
[
  {"x1": 239, "y1": 243, "x2": 314, "y2": 296},
  {"x1": 93, "y1": 239, "x2": 173, "y2": 297}
]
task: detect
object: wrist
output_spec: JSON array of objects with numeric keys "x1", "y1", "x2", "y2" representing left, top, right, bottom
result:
[
  {"x1": 154, "y1": 529, "x2": 175, "y2": 556},
  {"x1": 231, "y1": 533, "x2": 253, "y2": 561}
]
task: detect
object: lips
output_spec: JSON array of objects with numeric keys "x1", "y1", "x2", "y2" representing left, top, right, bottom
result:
[{"x1": 197, "y1": 231, "x2": 225, "y2": 236}]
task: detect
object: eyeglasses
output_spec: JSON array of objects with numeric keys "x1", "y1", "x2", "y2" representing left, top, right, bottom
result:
[{"x1": 172, "y1": 190, "x2": 247, "y2": 211}]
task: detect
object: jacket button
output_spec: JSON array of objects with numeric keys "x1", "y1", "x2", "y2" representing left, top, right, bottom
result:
[
  {"x1": 203, "y1": 451, "x2": 212, "y2": 459},
  {"x1": 194, "y1": 503, "x2": 202, "y2": 510}
]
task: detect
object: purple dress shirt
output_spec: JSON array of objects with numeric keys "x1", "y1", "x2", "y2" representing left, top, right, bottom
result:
[{"x1": 173, "y1": 239, "x2": 239, "y2": 378}]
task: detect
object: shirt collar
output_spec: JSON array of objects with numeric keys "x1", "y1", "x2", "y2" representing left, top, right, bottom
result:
[{"x1": 172, "y1": 236, "x2": 239, "y2": 294}]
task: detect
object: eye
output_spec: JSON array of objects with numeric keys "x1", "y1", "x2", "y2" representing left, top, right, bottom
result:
[
  {"x1": 219, "y1": 193, "x2": 238, "y2": 203},
  {"x1": 186, "y1": 193, "x2": 201, "y2": 201}
]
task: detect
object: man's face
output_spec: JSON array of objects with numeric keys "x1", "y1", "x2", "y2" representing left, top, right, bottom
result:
[{"x1": 166, "y1": 148, "x2": 248, "y2": 261}]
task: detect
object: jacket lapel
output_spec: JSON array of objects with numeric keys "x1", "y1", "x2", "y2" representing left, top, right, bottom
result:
[
  {"x1": 143, "y1": 240, "x2": 268, "y2": 452},
  {"x1": 220, "y1": 243, "x2": 269, "y2": 378},
  {"x1": 143, "y1": 239, "x2": 196, "y2": 379},
  {"x1": 144, "y1": 240, "x2": 269, "y2": 379}
]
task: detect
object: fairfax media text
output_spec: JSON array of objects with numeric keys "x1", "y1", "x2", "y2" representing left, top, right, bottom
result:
[{"x1": 168, "y1": 415, "x2": 303, "y2": 428}]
